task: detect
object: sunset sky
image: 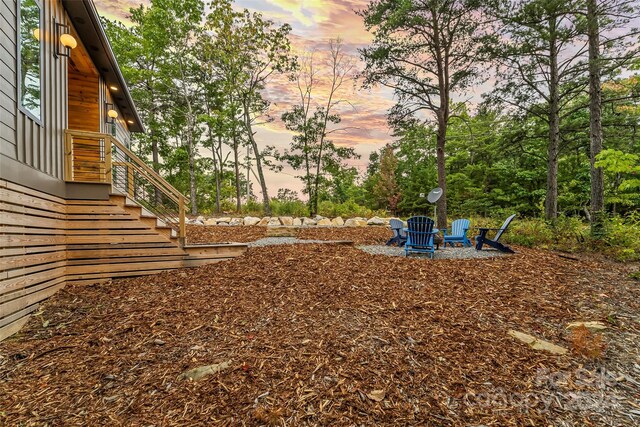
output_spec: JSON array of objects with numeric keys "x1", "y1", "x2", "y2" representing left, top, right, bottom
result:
[{"x1": 95, "y1": 0, "x2": 397, "y2": 197}]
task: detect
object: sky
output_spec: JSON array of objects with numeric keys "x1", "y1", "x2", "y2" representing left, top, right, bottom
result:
[{"x1": 94, "y1": 0, "x2": 397, "y2": 198}]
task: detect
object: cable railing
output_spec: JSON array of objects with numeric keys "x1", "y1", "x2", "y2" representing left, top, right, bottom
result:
[{"x1": 64, "y1": 130, "x2": 188, "y2": 243}]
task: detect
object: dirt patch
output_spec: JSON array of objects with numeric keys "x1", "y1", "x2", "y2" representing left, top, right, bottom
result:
[
  {"x1": 1, "y1": 246, "x2": 638, "y2": 426},
  {"x1": 297, "y1": 226, "x2": 391, "y2": 245},
  {"x1": 187, "y1": 224, "x2": 267, "y2": 243}
]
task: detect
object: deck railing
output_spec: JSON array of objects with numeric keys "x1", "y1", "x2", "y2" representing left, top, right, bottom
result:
[{"x1": 64, "y1": 129, "x2": 187, "y2": 243}]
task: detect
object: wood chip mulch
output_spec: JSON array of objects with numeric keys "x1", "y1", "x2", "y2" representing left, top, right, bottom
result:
[
  {"x1": 186, "y1": 225, "x2": 391, "y2": 245},
  {"x1": 1, "y1": 245, "x2": 639, "y2": 426}
]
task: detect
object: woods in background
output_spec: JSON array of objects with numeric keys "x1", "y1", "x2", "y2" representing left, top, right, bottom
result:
[{"x1": 104, "y1": 0, "x2": 639, "y2": 232}]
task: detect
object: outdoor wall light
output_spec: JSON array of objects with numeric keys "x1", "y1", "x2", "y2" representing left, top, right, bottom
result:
[
  {"x1": 54, "y1": 20, "x2": 77, "y2": 57},
  {"x1": 106, "y1": 103, "x2": 118, "y2": 124},
  {"x1": 109, "y1": 85, "x2": 118, "y2": 91}
]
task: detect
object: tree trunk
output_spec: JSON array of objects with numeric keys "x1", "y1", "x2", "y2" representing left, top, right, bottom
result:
[
  {"x1": 232, "y1": 131, "x2": 242, "y2": 213},
  {"x1": 435, "y1": 113, "x2": 448, "y2": 229},
  {"x1": 545, "y1": 21, "x2": 559, "y2": 221},
  {"x1": 187, "y1": 130, "x2": 198, "y2": 216},
  {"x1": 244, "y1": 106, "x2": 271, "y2": 216},
  {"x1": 587, "y1": 0, "x2": 605, "y2": 237},
  {"x1": 214, "y1": 136, "x2": 222, "y2": 214}
]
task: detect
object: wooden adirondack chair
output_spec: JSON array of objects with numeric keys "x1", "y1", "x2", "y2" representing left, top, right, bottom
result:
[
  {"x1": 442, "y1": 218, "x2": 471, "y2": 247},
  {"x1": 386, "y1": 218, "x2": 407, "y2": 246},
  {"x1": 405, "y1": 216, "x2": 438, "y2": 258},
  {"x1": 475, "y1": 214, "x2": 516, "y2": 253}
]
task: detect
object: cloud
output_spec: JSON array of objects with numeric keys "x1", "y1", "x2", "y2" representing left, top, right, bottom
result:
[{"x1": 95, "y1": 0, "x2": 395, "y2": 195}]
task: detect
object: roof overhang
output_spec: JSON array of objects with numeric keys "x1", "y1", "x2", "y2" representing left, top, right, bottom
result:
[{"x1": 61, "y1": 0, "x2": 145, "y2": 133}]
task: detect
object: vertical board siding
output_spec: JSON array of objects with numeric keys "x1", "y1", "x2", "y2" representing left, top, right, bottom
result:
[
  {"x1": 8, "y1": 0, "x2": 67, "y2": 182},
  {"x1": 0, "y1": 0, "x2": 17, "y2": 156}
]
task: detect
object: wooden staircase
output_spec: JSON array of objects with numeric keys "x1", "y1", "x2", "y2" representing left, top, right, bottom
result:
[
  {"x1": 0, "y1": 180, "x2": 247, "y2": 341},
  {"x1": 65, "y1": 193, "x2": 246, "y2": 285}
]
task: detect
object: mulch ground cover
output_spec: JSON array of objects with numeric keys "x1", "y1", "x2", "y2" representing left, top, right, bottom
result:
[
  {"x1": 1, "y1": 244, "x2": 639, "y2": 426},
  {"x1": 186, "y1": 225, "x2": 392, "y2": 245}
]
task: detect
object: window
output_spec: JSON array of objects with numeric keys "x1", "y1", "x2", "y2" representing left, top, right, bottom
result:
[{"x1": 18, "y1": 0, "x2": 42, "y2": 122}]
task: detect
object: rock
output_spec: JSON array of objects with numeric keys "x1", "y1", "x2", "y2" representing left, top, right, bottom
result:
[
  {"x1": 508, "y1": 330, "x2": 567, "y2": 355},
  {"x1": 217, "y1": 217, "x2": 231, "y2": 224},
  {"x1": 267, "y1": 217, "x2": 282, "y2": 226},
  {"x1": 317, "y1": 218, "x2": 332, "y2": 226},
  {"x1": 229, "y1": 218, "x2": 243, "y2": 226},
  {"x1": 566, "y1": 321, "x2": 607, "y2": 331},
  {"x1": 178, "y1": 360, "x2": 232, "y2": 381},
  {"x1": 257, "y1": 217, "x2": 270, "y2": 226},
  {"x1": 302, "y1": 217, "x2": 317, "y2": 226},
  {"x1": 331, "y1": 216, "x2": 344, "y2": 226},
  {"x1": 280, "y1": 216, "x2": 294, "y2": 226},
  {"x1": 204, "y1": 218, "x2": 218, "y2": 226},
  {"x1": 367, "y1": 216, "x2": 386, "y2": 226},
  {"x1": 153, "y1": 339, "x2": 165, "y2": 346},
  {"x1": 243, "y1": 216, "x2": 261, "y2": 226},
  {"x1": 345, "y1": 218, "x2": 368, "y2": 227},
  {"x1": 314, "y1": 215, "x2": 325, "y2": 221},
  {"x1": 293, "y1": 217, "x2": 303, "y2": 226},
  {"x1": 196, "y1": 216, "x2": 205, "y2": 223}
]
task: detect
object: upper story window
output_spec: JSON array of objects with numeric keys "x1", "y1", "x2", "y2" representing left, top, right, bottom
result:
[{"x1": 18, "y1": 0, "x2": 42, "y2": 122}]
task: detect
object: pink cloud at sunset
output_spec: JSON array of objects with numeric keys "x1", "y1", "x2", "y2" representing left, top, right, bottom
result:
[{"x1": 95, "y1": 0, "x2": 396, "y2": 196}]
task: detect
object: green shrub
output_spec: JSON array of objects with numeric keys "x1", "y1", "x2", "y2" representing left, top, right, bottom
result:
[
  {"x1": 317, "y1": 199, "x2": 386, "y2": 218},
  {"x1": 270, "y1": 199, "x2": 309, "y2": 217}
]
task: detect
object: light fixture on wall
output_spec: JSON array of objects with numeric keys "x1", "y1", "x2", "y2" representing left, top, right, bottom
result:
[
  {"x1": 54, "y1": 19, "x2": 77, "y2": 58},
  {"x1": 105, "y1": 103, "x2": 118, "y2": 124}
]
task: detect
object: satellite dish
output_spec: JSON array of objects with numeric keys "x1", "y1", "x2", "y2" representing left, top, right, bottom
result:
[{"x1": 427, "y1": 187, "x2": 443, "y2": 203}]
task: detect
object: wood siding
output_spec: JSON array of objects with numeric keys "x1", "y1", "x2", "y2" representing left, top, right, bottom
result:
[{"x1": 100, "y1": 81, "x2": 131, "y2": 147}]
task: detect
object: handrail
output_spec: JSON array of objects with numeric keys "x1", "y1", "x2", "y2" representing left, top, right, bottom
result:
[
  {"x1": 109, "y1": 137, "x2": 188, "y2": 204},
  {"x1": 64, "y1": 129, "x2": 189, "y2": 244}
]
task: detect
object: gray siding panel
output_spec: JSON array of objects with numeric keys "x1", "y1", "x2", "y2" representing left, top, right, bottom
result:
[{"x1": 11, "y1": 0, "x2": 67, "y2": 182}]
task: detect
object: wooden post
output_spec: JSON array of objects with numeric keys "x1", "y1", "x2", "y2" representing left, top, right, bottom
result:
[
  {"x1": 105, "y1": 137, "x2": 113, "y2": 185},
  {"x1": 64, "y1": 132, "x2": 73, "y2": 181},
  {"x1": 179, "y1": 196, "x2": 186, "y2": 246},
  {"x1": 127, "y1": 164, "x2": 134, "y2": 197}
]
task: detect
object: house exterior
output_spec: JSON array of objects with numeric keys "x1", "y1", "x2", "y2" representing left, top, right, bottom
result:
[{"x1": 0, "y1": 0, "x2": 245, "y2": 341}]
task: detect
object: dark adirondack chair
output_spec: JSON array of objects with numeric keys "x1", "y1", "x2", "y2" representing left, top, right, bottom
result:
[
  {"x1": 386, "y1": 218, "x2": 407, "y2": 246},
  {"x1": 475, "y1": 214, "x2": 516, "y2": 253},
  {"x1": 405, "y1": 216, "x2": 438, "y2": 258},
  {"x1": 442, "y1": 218, "x2": 471, "y2": 247}
]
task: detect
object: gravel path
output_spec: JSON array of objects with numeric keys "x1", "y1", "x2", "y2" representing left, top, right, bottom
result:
[
  {"x1": 248, "y1": 238, "x2": 507, "y2": 260},
  {"x1": 358, "y1": 244, "x2": 508, "y2": 259},
  {"x1": 248, "y1": 237, "x2": 337, "y2": 247}
]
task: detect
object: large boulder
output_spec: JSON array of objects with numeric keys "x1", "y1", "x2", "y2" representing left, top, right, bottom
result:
[
  {"x1": 267, "y1": 217, "x2": 282, "y2": 226},
  {"x1": 367, "y1": 216, "x2": 386, "y2": 226},
  {"x1": 257, "y1": 217, "x2": 270, "y2": 226},
  {"x1": 344, "y1": 218, "x2": 368, "y2": 227},
  {"x1": 243, "y1": 216, "x2": 261, "y2": 226},
  {"x1": 204, "y1": 218, "x2": 218, "y2": 226},
  {"x1": 314, "y1": 215, "x2": 326, "y2": 221},
  {"x1": 229, "y1": 217, "x2": 243, "y2": 226},
  {"x1": 331, "y1": 216, "x2": 344, "y2": 226},
  {"x1": 317, "y1": 218, "x2": 332, "y2": 226},
  {"x1": 302, "y1": 217, "x2": 317, "y2": 226},
  {"x1": 280, "y1": 216, "x2": 294, "y2": 226},
  {"x1": 196, "y1": 215, "x2": 205, "y2": 223},
  {"x1": 293, "y1": 217, "x2": 303, "y2": 226},
  {"x1": 217, "y1": 217, "x2": 231, "y2": 224}
]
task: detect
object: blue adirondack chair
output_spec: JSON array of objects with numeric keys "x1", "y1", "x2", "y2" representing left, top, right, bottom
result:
[
  {"x1": 475, "y1": 214, "x2": 516, "y2": 253},
  {"x1": 442, "y1": 218, "x2": 471, "y2": 247},
  {"x1": 405, "y1": 216, "x2": 438, "y2": 258},
  {"x1": 386, "y1": 218, "x2": 407, "y2": 246}
]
